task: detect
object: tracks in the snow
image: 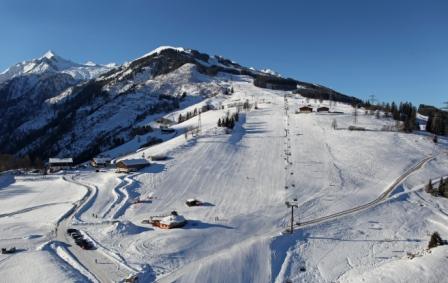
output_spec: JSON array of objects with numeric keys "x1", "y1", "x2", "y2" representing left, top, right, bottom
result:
[
  {"x1": 296, "y1": 156, "x2": 434, "y2": 228},
  {"x1": 52, "y1": 174, "x2": 133, "y2": 282}
]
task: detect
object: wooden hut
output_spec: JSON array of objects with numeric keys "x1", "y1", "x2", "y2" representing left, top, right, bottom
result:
[
  {"x1": 298, "y1": 106, "x2": 313, "y2": 113},
  {"x1": 91, "y1": 157, "x2": 111, "y2": 168},
  {"x1": 151, "y1": 211, "x2": 187, "y2": 229},
  {"x1": 317, "y1": 106, "x2": 330, "y2": 112},
  {"x1": 116, "y1": 159, "x2": 150, "y2": 173},
  {"x1": 48, "y1": 158, "x2": 73, "y2": 170}
]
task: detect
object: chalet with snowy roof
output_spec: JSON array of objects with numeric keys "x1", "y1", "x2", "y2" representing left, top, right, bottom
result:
[
  {"x1": 115, "y1": 159, "x2": 150, "y2": 173},
  {"x1": 317, "y1": 106, "x2": 330, "y2": 112},
  {"x1": 151, "y1": 211, "x2": 187, "y2": 229},
  {"x1": 298, "y1": 106, "x2": 313, "y2": 113},
  {"x1": 48, "y1": 158, "x2": 73, "y2": 170},
  {"x1": 91, "y1": 157, "x2": 111, "y2": 168}
]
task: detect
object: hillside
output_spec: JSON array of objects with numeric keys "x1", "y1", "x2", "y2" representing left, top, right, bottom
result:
[{"x1": 0, "y1": 47, "x2": 361, "y2": 162}]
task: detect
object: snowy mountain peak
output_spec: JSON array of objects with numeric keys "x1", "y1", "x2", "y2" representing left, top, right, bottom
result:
[
  {"x1": 261, "y1": 68, "x2": 282, "y2": 77},
  {"x1": 41, "y1": 50, "x2": 57, "y2": 60},
  {"x1": 0, "y1": 51, "x2": 114, "y2": 83},
  {"x1": 139, "y1": 46, "x2": 188, "y2": 60},
  {"x1": 84, "y1": 61, "x2": 97, "y2": 66}
]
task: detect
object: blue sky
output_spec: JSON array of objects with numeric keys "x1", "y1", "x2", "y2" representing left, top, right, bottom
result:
[{"x1": 1, "y1": 0, "x2": 447, "y2": 107}]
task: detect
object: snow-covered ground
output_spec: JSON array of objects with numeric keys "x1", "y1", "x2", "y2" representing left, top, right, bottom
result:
[{"x1": 1, "y1": 79, "x2": 448, "y2": 282}]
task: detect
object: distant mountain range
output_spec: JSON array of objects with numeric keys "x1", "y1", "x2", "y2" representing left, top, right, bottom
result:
[{"x1": 0, "y1": 46, "x2": 362, "y2": 162}]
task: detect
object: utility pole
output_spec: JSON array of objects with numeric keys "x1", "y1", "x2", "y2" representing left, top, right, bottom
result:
[
  {"x1": 285, "y1": 200, "x2": 298, "y2": 234},
  {"x1": 368, "y1": 94, "x2": 377, "y2": 105},
  {"x1": 353, "y1": 104, "x2": 358, "y2": 124},
  {"x1": 197, "y1": 111, "x2": 202, "y2": 135}
]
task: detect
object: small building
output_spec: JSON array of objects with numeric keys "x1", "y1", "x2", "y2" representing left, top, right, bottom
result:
[
  {"x1": 157, "y1": 117, "x2": 176, "y2": 126},
  {"x1": 298, "y1": 106, "x2": 313, "y2": 113},
  {"x1": 317, "y1": 106, "x2": 330, "y2": 112},
  {"x1": 186, "y1": 198, "x2": 202, "y2": 207},
  {"x1": 116, "y1": 159, "x2": 150, "y2": 173},
  {"x1": 91, "y1": 157, "x2": 111, "y2": 168},
  {"x1": 150, "y1": 154, "x2": 168, "y2": 161},
  {"x1": 49, "y1": 158, "x2": 73, "y2": 170},
  {"x1": 151, "y1": 211, "x2": 187, "y2": 229},
  {"x1": 160, "y1": 125, "x2": 176, "y2": 134}
]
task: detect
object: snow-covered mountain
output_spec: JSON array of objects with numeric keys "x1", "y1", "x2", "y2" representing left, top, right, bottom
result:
[
  {"x1": 0, "y1": 50, "x2": 114, "y2": 83},
  {"x1": 0, "y1": 46, "x2": 361, "y2": 162}
]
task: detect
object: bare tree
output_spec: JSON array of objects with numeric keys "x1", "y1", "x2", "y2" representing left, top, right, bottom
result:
[
  {"x1": 375, "y1": 110, "x2": 380, "y2": 119},
  {"x1": 331, "y1": 119, "x2": 338, "y2": 130}
]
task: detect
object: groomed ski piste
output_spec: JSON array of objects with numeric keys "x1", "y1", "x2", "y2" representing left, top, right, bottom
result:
[{"x1": 1, "y1": 76, "x2": 448, "y2": 282}]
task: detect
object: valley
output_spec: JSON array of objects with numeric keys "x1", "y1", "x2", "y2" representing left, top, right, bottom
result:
[{"x1": 1, "y1": 78, "x2": 447, "y2": 282}]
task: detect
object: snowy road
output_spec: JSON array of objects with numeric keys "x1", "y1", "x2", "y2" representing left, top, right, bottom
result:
[{"x1": 55, "y1": 174, "x2": 134, "y2": 282}]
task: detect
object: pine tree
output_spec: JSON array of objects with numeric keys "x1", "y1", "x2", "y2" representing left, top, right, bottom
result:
[
  {"x1": 443, "y1": 179, "x2": 448, "y2": 198},
  {"x1": 425, "y1": 179, "x2": 433, "y2": 194},
  {"x1": 428, "y1": 232, "x2": 444, "y2": 249},
  {"x1": 426, "y1": 113, "x2": 433, "y2": 132},
  {"x1": 217, "y1": 118, "x2": 222, "y2": 127},
  {"x1": 431, "y1": 113, "x2": 445, "y2": 135},
  {"x1": 229, "y1": 117, "x2": 235, "y2": 129},
  {"x1": 178, "y1": 114, "x2": 183, "y2": 123},
  {"x1": 439, "y1": 177, "x2": 445, "y2": 196}
]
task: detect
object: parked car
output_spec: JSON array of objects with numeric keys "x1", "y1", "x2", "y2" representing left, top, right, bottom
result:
[
  {"x1": 67, "y1": 228, "x2": 79, "y2": 234},
  {"x1": 71, "y1": 234, "x2": 83, "y2": 240},
  {"x1": 1, "y1": 247, "x2": 16, "y2": 254},
  {"x1": 78, "y1": 240, "x2": 94, "y2": 250}
]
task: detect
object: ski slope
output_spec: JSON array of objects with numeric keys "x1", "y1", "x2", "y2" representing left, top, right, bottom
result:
[{"x1": 1, "y1": 79, "x2": 448, "y2": 282}]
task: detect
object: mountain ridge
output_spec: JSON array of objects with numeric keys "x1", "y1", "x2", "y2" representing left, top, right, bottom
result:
[{"x1": 0, "y1": 46, "x2": 362, "y2": 162}]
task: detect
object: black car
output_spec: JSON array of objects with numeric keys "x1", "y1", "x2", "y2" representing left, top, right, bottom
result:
[
  {"x1": 81, "y1": 242, "x2": 94, "y2": 250},
  {"x1": 67, "y1": 228, "x2": 78, "y2": 234},
  {"x1": 72, "y1": 234, "x2": 83, "y2": 240},
  {"x1": 76, "y1": 239, "x2": 94, "y2": 250}
]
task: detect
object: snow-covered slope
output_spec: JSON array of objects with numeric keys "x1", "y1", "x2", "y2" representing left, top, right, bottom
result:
[{"x1": 1, "y1": 81, "x2": 447, "y2": 282}]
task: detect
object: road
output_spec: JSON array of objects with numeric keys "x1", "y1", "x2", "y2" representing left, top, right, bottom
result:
[{"x1": 55, "y1": 174, "x2": 134, "y2": 283}]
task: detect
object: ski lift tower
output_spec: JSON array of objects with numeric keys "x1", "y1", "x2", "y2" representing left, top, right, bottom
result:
[{"x1": 285, "y1": 199, "x2": 298, "y2": 234}]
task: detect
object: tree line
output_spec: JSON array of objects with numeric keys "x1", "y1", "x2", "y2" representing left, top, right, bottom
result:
[
  {"x1": 177, "y1": 104, "x2": 213, "y2": 124},
  {"x1": 217, "y1": 112, "x2": 239, "y2": 129},
  {"x1": 425, "y1": 177, "x2": 448, "y2": 198},
  {"x1": 362, "y1": 100, "x2": 447, "y2": 135},
  {"x1": 0, "y1": 154, "x2": 45, "y2": 172},
  {"x1": 362, "y1": 101, "x2": 417, "y2": 132}
]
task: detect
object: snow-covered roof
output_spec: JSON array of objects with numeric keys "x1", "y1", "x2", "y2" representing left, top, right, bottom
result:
[
  {"x1": 160, "y1": 214, "x2": 186, "y2": 226},
  {"x1": 93, "y1": 157, "x2": 111, "y2": 164},
  {"x1": 117, "y1": 158, "x2": 149, "y2": 167},
  {"x1": 49, "y1": 158, "x2": 73, "y2": 164}
]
